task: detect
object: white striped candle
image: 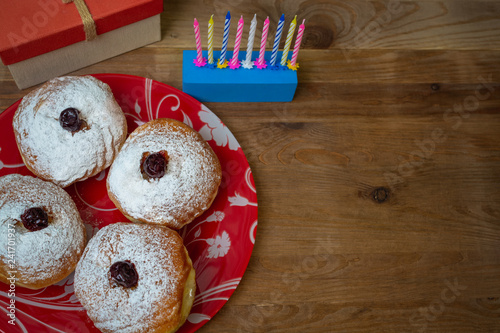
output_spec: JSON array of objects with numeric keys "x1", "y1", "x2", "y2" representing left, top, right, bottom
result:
[{"x1": 243, "y1": 14, "x2": 257, "y2": 66}]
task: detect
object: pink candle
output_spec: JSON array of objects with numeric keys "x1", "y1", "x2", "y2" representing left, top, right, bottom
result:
[
  {"x1": 257, "y1": 16, "x2": 270, "y2": 66},
  {"x1": 229, "y1": 16, "x2": 244, "y2": 68},
  {"x1": 290, "y1": 19, "x2": 305, "y2": 67},
  {"x1": 193, "y1": 18, "x2": 203, "y2": 63}
]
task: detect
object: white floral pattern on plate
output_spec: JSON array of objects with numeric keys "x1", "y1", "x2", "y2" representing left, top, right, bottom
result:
[
  {"x1": 228, "y1": 191, "x2": 258, "y2": 207},
  {"x1": 198, "y1": 105, "x2": 240, "y2": 151}
]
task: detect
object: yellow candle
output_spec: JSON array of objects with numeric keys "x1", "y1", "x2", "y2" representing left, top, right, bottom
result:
[
  {"x1": 280, "y1": 15, "x2": 296, "y2": 66},
  {"x1": 208, "y1": 15, "x2": 214, "y2": 64}
]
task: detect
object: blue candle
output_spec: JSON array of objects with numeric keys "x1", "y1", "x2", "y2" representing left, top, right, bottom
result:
[
  {"x1": 219, "y1": 11, "x2": 231, "y2": 66},
  {"x1": 270, "y1": 14, "x2": 285, "y2": 66}
]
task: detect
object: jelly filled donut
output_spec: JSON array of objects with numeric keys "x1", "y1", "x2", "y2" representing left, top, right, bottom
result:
[
  {"x1": 0, "y1": 174, "x2": 86, "y2": 289},
  {"x1": 107, "y1": 118, "x2": 221, "y2": 229},
  {"x1": 74, "y1": 223, "x2": 196, "y2": 333},
  {"x1": 13, "y1": 75, "x2": 127, "y2": 188}
]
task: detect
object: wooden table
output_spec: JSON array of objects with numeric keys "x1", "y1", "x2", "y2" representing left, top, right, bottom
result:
[{"x1": 1, "y1": 1, "x2": 499, "y2": 332}]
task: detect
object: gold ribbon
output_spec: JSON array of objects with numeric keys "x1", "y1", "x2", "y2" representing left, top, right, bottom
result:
[{"x1": 63, "y1": 0, "x2": 97, "y2": 41}]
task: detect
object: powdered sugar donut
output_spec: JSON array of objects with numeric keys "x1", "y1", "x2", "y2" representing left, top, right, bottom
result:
[
  {"x1": 13, "y1": 76, "x2": 127, "y2": 188},
  {"x1": 107, "y1": 118, "x2": 221, "y2": 229},
  {"x1": 0, "y1": 174, "x2": 86, "y2": 289},
  {"x1": 74, "y1": 222, "x2": 196, "y2": 333}
]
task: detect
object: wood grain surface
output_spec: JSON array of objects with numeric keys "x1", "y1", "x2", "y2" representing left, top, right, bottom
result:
[{"x1": 1, "y1": 0, "x2": 499, "y2": 332}]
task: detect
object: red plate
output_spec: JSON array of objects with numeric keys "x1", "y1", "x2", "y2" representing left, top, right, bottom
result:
[{"x1": 0, "y1": 74, "x2": 258, "y2": 333}]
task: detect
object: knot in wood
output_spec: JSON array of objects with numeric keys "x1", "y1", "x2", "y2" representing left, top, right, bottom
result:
[{"x1": 372, "y1": 187, "x2": 390, "y2": 203}]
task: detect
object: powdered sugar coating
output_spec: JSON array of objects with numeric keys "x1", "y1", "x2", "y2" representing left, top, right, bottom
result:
[
  {"x1": 13, "y1": 76, "x2": 127, "y2": 188},
  {"x1": 0, "y1": 174, "x2": 86, "y2": 288},
  {"x1": 107, "y1": 119, "x2": 221, "y2": 229},
  {"x1": 74, "y1": 223, "x2": 193, "y2": 333}
]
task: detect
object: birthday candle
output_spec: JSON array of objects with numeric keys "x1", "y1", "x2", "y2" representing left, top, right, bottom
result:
[
  {"x1": 208, "y1": 15, "x2": 214, "y2": 64},
  {"x1": 270, "y1": 14, "x2": 285, "y2": 66},
  {"x1": 257, "y1": 16, "x2": 270, "y2": 66},
  {"x1": 219, "y1": 11, "x2": 231, "y2": 66},
  {"x1": 244, "y1": 14, "x2": 257, "y2": 64},
  {"x1": 229, "y1": 16, "x2": 244, "y2": 67},
  {"x1": 280, "y1": 15, "x2": 296, "y2": 66},
  {"x1": 290, "y1": 19, "x2": 305, "y2": 67},
  {"x1": 193, "y1": 18, "x2": 203, "y2": 63}
]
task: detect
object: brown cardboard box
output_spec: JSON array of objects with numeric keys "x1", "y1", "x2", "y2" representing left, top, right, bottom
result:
[{"x1": 0, "y1": 0, "x2": 163, "y2": 89}]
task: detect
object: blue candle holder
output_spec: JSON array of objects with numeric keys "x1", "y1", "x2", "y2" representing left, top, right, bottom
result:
[{"x1": 182, "y1": 50, "x2": 298, "y2": 102}]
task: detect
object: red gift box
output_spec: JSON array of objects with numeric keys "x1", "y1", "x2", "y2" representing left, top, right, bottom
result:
[{"x1": 0, "y1": 0, "x2": 163, "y2": 89}]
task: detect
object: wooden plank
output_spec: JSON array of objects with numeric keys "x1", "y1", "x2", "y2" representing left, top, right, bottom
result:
[
  {"x1": 157, "y1": 0, "x2": 500, "y2": 51},
  {"x1": 0, "y1": 1, "x2": 499, "y2": 332},
  {"x1": 203, "y1": 299, "x2": 499, "y2": 332},
  {"x1": 1, "y1": 47, "x2": 500, "y2": 112}
]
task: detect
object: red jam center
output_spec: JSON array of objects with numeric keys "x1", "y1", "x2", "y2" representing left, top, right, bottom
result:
[
  {"x1": 21, "y1": 207, "x2": 49, "y2": 231},
  {"x1": 59, "y1": 108, "x2": 82, "y2": 132},
  {"x1": 142, "y1": 152, "x2": 168, "y2": 179},
  {"x1": 109, "y1": 261, "x2": 138, "y2": 288}
]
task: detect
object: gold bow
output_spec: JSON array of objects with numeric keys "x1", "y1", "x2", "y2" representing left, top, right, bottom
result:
[{"x1": 62, "y1": 0, "x2": 97, "y2": 41}]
